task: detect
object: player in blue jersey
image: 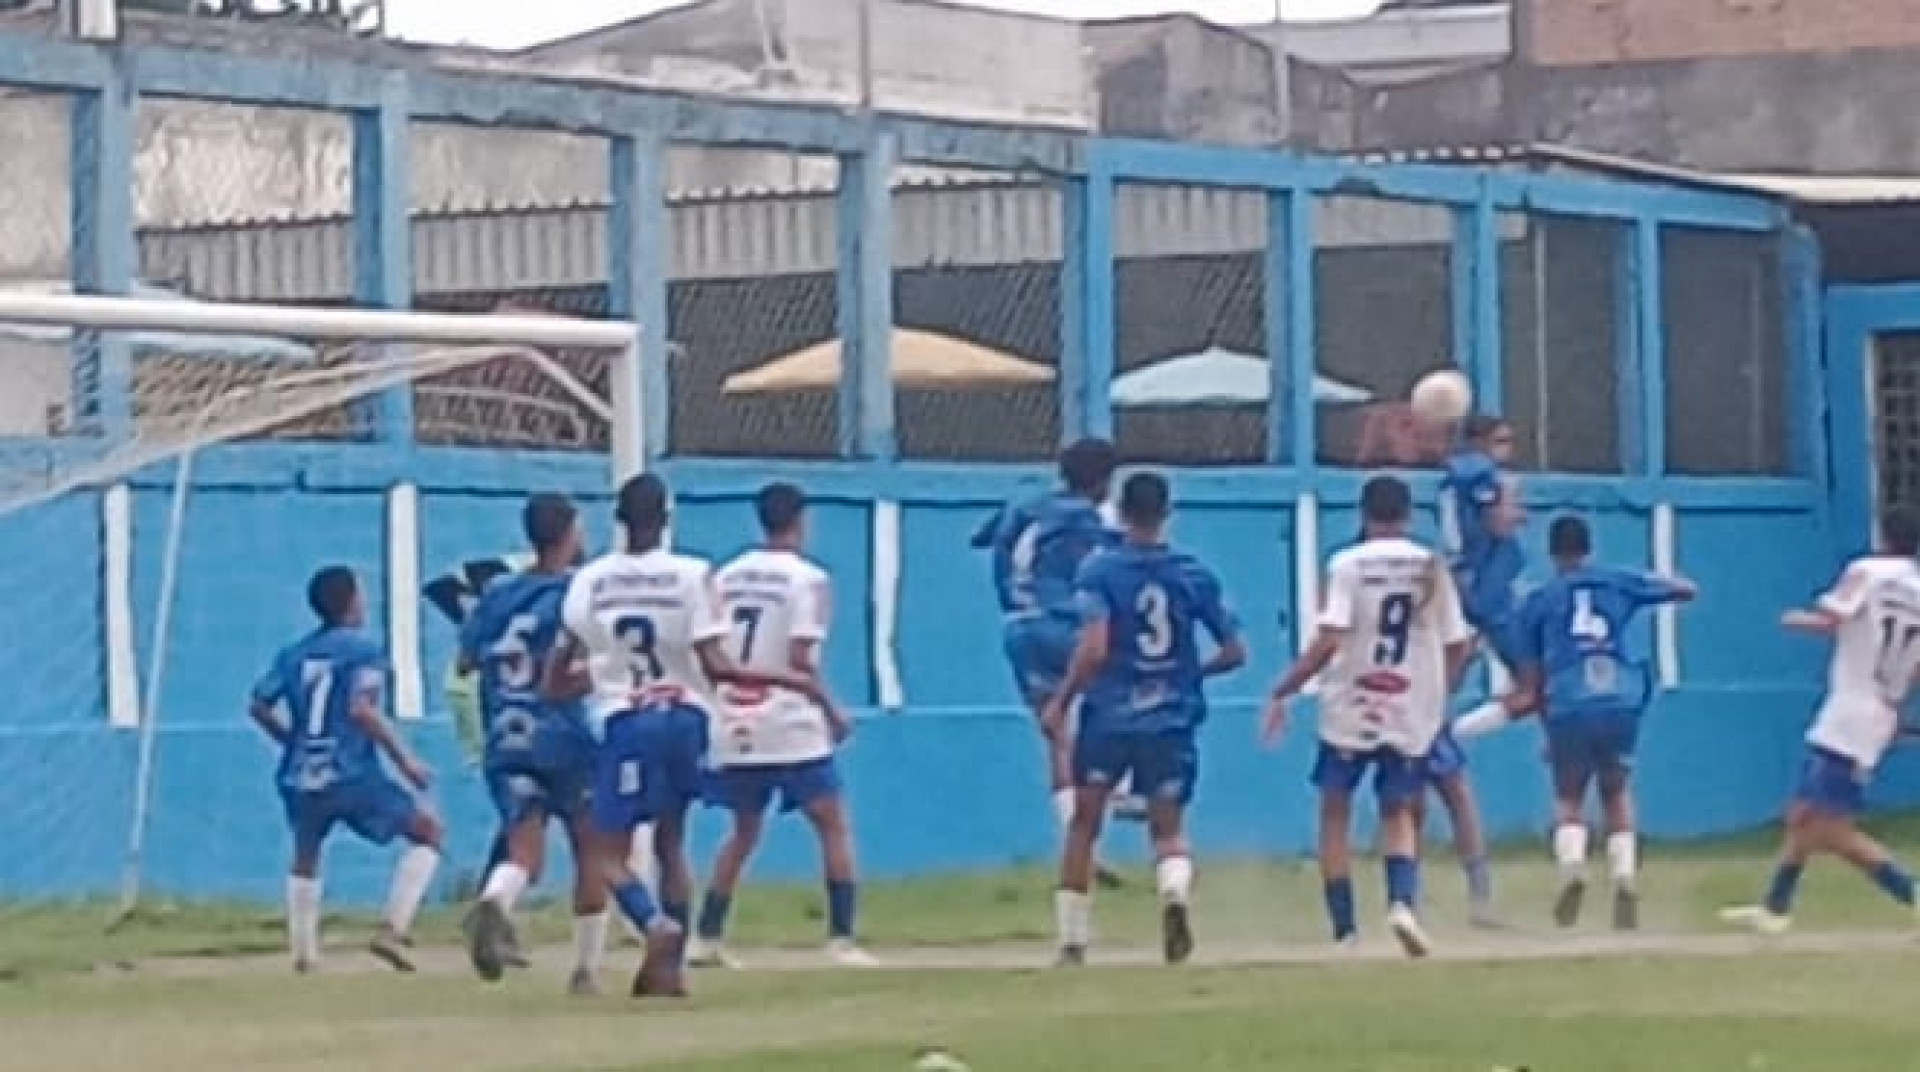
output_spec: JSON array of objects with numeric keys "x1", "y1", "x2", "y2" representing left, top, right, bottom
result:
[
  {"x1": 975, "y1": 438, "x2": 1127, "y2": 885},
  {"x1": 249, "y1": 566, "x2": 441, "y2": 975},
  {"x1": 458, "y1": 493, "x2": 613, "y2": 993},
  {"x1": 1508, "y1": 515, "x2": 1695, "y2": 930},
  {"x1": 1041, "y1": 471, "x2": 1247, "y2": 966}
]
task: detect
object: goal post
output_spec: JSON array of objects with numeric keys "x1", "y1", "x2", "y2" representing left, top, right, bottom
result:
[{"x1": 0, "y1": 290, "x2": 644, "y2": 914}]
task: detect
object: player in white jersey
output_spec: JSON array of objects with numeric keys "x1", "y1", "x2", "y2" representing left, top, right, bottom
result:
[
  {"x1": 689, "y1": 482, "x2": 873, "y2": 969},
  {"x1": 542, "y1": 473, "x2": 828, "y2": 998},
  {"x1": 1721, "y1": 506, "x2": 1920, "y2": 935},
  {"x1": 1264, "y1": 475, "x2": 1473, "y2": 958}
]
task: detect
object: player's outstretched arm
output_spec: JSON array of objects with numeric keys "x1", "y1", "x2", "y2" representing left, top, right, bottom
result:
[
  {"x1": 1262, "y1": 627, "x2": 1344, "y2": 746},
  {"x1": 348, "y1": 673, "x2": 430, "y2": 790}
]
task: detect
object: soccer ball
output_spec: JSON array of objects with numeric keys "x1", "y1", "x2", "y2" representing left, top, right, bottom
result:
[
  {"x1": 913, "y1": 1049, "x2": 971, "y2": 1072},
  {"x1": 1410, "y1": 368, "x2": 1473, "y2": 423}
]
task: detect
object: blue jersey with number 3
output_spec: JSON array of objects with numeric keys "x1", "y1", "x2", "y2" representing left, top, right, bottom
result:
[
  {"x1": 1513, "y1": 566, "x2": 1685, "y2": 720},
  {"x1": 251, "y1": 627, "x2": 389, "y2": 793},
  {"x1": 460, "y1": 570, "x2": 587, "y2": 762},
  {"x1": 1074, "y1": 543, "x2": 1239, "y2": 735},
  {"x1": 978, "y1": 493, "x2": 1115, "y2": 620}
]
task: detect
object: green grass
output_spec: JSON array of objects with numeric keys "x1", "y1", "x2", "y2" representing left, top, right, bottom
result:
[{"x1": 8, "y1": 814, "x2": 1920, "y2": 1070}]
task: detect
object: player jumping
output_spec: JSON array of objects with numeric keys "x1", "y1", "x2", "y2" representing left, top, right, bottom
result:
[
  {"x1": 249, "y1": 566, "x2": 441, "y2": 974},
  {"x1": 459, "y1": 493, "x2": 611, "y2": 993},
  {"x1": 1043, "y1": 471, "x2": 1246, "y2": 966},
  {"x1": 1507, "y1": 515, "x2": 1695, "y2": 930},
  {"x1": 1721, "y1": 506, "x2": 1920, "y2": 935},
  {"x1": 693, "y1": 482, "x2": 872, "y2": 969},
  {"x1": 544, "y1": 473, "x2": 828, "y2": 998},
  {"x1": 976, "y1": 437, "x2": 1126, "y2": 887},
  {"x1": 1265, "y1": 475, "x2": 1472, "y2": 957}
]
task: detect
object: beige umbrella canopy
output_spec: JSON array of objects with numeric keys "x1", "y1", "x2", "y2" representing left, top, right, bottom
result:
[{"x1": 722, "y1": 329, "x2": 1055, "y2": 394}]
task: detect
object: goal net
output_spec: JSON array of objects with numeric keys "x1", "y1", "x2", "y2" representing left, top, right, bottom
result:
[{"x1": 0, "y1": 291, "x2": 640, "y2": 915}]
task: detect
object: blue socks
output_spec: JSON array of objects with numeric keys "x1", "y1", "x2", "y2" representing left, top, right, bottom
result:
[
  {"x1": 1323, "y1": 876, "x2": 1357, "y2": 941},
  {"x1": 1868, "y1": 860, "x2": 1916, "y2": 906},
  {"x1": 1385, "y1": 854, "x2": 1421, "y2": 909},
  {"x1": 697, "y1": 890, "x2": 733, "y2": 940},
  {"x1": 827, "y1": 880, "x2": 859, "y2": 940},
  {"x1": 611, "y1": 878, "x2": 662, "y2": 933},
  {"x1": 1764, "y1": 862, "x2": 1804, "y2": 916}
]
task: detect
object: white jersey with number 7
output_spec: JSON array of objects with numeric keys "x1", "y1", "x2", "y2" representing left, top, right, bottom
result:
[
  {"x1": 560, "y1": 548, "x2": 729, "y2": 733},
  {"x1": 1809, "y1": 554, "x2": 1920, "y2": 769},
  {"x1": 713, "y1": 548, "x2": 834, "y2": 767}
]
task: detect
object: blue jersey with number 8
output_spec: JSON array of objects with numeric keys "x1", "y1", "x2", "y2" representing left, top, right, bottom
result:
[
  {"x1": 1513, "y1": 566, "x2": 1686, "y2": 721},
  {"x1": 1073, "y1": 543, "x2": 1240, "y2": 736}
]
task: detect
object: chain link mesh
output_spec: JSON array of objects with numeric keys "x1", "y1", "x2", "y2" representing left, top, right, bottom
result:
[
  {"x1": 1499, "y1": 213, "x2": 1624, "y2": 474},
  {"x1": 1662, "y1": 226, "x2": 1787, "y2": 475},
  {"x1": 1875, "y1": 332, "x2": 1920, "y2": 511}
]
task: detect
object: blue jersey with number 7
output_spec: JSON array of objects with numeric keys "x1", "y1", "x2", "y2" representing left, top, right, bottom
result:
[
  {"x1": 1513, "y1": 566, "x2": 1687, "y2": 721},
  {"x1": 251, "y1": 627, "x2": 390, "y2": 792},
  {"x1": 1073, "y1": 543, "x2": 1240, "y2": 735}
]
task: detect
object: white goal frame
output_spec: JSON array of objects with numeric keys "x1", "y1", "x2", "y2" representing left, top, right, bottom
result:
[{"x1": 0, "y1": 291, "x2": 644, "y2": 916}]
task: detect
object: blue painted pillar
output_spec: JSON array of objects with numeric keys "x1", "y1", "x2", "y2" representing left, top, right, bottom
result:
[
  {"x1": 351, "y1": 75, "x2": 413, "y2": 445},
  {"x1": 833, "y1": 131, "x2": 897, "y2": 459},
  {"x1": 608, "y1": 133, "x2": 670, "y2": 461},
  {"x1": 1269, "y1": 189, "x2": 1315, "y2": 467},
  {"x1": 69, "y1": 68, "x2": 135, "y2": 439},
  {"x1": 1618, "y1": 218, "x2": 1666, "y2": 476},
  {"x1": 1450, "y1": 184, "x2": 1502, "y2": 413},
  {"x1": 1059, "y1": 162, "x2": 1114, "y2": 443},
  {"x1": 1783, "y1": 225, "x2": 1826, "y2": 486}
]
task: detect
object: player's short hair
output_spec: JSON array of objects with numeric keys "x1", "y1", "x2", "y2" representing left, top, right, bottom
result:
[
  {"x1": 1463, "y1": 415, "x2": 1510, "y2": 443},
  {"x1": 756, "y1": 481, "x2": 807, "y2": 536},
  {"x1": 1883, "y1": 505, "x2": 1920, "y2": 556},
  {"x1": 1359, "y1": 474, "x2": 1412, "y2": 524},
  {"x1": 616, "y1": 473, "x2": 671, "y2": 532},
  {"x1": 1059, "y1": 437, "x2": 1119, "y2": 496},
  {"x1": 522, "y1": 492, "x2": 578, "y2": 552},
  {"x1": 307, "y1": 565, "x2": 359, "y2": 625},
  {"x1": 1548, "y1": 514, "x2": 1592, "y2": 558},
  {"x1": 1118, "y1": 470, "x2": 1171, "y2": 526}
]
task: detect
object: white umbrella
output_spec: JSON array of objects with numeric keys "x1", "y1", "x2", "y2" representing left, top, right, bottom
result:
[
  {"x1": 724, "y1": 329, "x2": 1053, "y2": 393},
  {"x1": 1111, "y1": 345, "x2": 1373, "y2": 408}
]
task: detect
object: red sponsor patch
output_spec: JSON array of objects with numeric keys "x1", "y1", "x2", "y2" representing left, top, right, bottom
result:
[{"x1": 1357, "y1": 671, "x2": 1410, "y2": 694}]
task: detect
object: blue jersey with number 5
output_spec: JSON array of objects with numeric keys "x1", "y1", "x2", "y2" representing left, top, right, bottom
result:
[
  {"x1": 977, "y1": 493, "x2": 1115, "y2": 621},
  {"x1": 251, "y1": 627, "x2": 389, "y2": 793},
  {"x1": 460, "y1": 570, "x2": 588, "y2": 762},
  {"x1": 1074, "y1": 543, "x2": 1240, "y2": 735},
  {"x1": 1513, "y1": 566, "x2": 1685, "y2": 721}
]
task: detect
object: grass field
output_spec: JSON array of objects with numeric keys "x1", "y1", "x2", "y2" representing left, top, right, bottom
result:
[{"x1": 8, "y1": 816, "x2": 1920, "y2": 1071}]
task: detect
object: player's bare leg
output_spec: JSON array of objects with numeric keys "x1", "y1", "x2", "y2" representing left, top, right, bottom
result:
[
  {"x1": 631, "y1": 807, "x2": 694, "y2": 998},
  {"x1": 1145, "y1": 794, "x2": 1195, "y2": 965},
  {"x1": 1040, "y1": 708, "x2": 1123, "y2": 890},
  {"x1": 564, "y1": 815, "x2": 611, "y2": 996},
  {"x1": 464, "y1": 812, "x2": 547, "y2": 982},
  {"x1": 1054, "y1": 782, "x2": 1111, "y2": 966},
  {"x1": 590, "y1": 823, "x2": 685, "y2": 999},
  {"x1": 1317, "y1": 790, "x2": 1359, "y2": 946},
  {"x1": 619, "y1": 823, "x2": 659, "y2": 946},
  {"x1": 1380, "y1": 802, "x2": 1430, "y2": 958},
  {"x1": 1434, "y1": 773, "x2": 1499, "y2": 927},
  {"x1": 371, "y1": 811, "x2": 443, "y2": 973},
  {"x1": 1550, "y1": 763, "x2": 1594, "y2": 928},
  {"x1": 1597, "y1": 765, "x2": 1639, "y2": 930},
  {"x1": 803, "y1": 794, "x2": 877, "y2": 966},
  {"x1": 691, "y1": 806, "x2": 766, "y2": 969}
]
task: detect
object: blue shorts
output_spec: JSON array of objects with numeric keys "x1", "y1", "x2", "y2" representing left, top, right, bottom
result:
[
  {"x1": 706, "y1": 756, "x2": 842, "y2": 815},
  {"x1": 1312, "y1": 743, "x2": 1427, "y2": 810},
  {"x1": 1074, "y1": 728, "x2": 1198, "y2": 805},
  {"x1": 1544, "y1": 710, "x2": 1639, "y2": 789},
  {"x1": 281, "y1": 775, "x2": 419, "y2": 858},
  {"x1": 1794, "y1": 745, "x2": 1870, "y2": 819},
  {"x1": 486, "y1": 753, "x2": 593, "y2": 827},
  {"x1": 590, "y1": 702, "x2": 710, "y2": 835},
  {"x1": 1425, "y1": 723, "x2": 1468, "y2": 782},
  {"x1": 1003, "y1": 616, "x2": 1078, "y2": 705}
]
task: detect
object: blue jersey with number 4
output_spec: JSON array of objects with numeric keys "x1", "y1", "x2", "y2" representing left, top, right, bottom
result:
[
  {"x1": 1074, "y1": 543, "x2": 1239, "y2": 736},
  {"x1": 251, "y1": 627, "x2": 389, "y2": 793},
  {"x1": 977, "y1": 493, "x2": 1114, "y2": 621},
  {"x1": 460, "y1": 570, "x2": 589, "y2": 766},
  {"x1": 1513, "y1": 566, "x2": 1686, "y2": 721}
]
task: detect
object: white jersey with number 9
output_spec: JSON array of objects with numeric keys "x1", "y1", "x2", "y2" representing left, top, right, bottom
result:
[
  {"x1": 1809, "y1": 554, "x2": 1920, "y2": 769},
  {"x1": 560, "y1": 548, "x2": 729, "y2": 735},
  {"x1": 1317, "y1": 536, "x2": 1470, "y2": 757}
]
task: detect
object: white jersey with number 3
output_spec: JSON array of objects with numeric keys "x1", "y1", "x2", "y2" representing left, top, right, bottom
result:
[
  {"x1": 1809, "y1": 555, "x2": 1920, "y2": 769},
  {"x1": 1317, "y1": 536, "x2": 1470, "y2": 756},
  {"x1": 713, "y1": 548, "x2": 834, "y2": 767},
  {"x1": 560, "y1": 548, "x2": 728, "y2": 734}
]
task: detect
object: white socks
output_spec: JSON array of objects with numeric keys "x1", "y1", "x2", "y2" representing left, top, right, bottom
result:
[
  {"x1": 1052, "y1": 789, "x2": 1076, "y2": 834},
  {"x1": 1607, "y1": 832, "x2": 1638, "y2": 890},
  {"x1": 573, "y1": 911, "x2": 610, "y2": 975},
  {"x1": 1454, "y1": 701, "x2": 1514, "y2": 740},
  {"x1": 1054, "y1": 888, "x2": 1091, "y2": 948},
  {"x1": 481, "y1": 862, "x2": 530, "y2": 914},
  {"x1": 1552, "y1": 823, "x2": 1589, "y2": 881},
  {"x1": 286, "y1": 875, "x2": 322, "y2": 963},
  {"x1": 385, "y1": 845, "x2": 440, "y2": 936},
  {"x1": 1155, "y1": 854, "x2": 1193, "y2": 906}
]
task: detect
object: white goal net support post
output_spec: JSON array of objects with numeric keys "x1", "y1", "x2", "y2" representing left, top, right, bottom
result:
[{"x1": 0, "y1": 292, "x2": 642, "y2": 916}]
